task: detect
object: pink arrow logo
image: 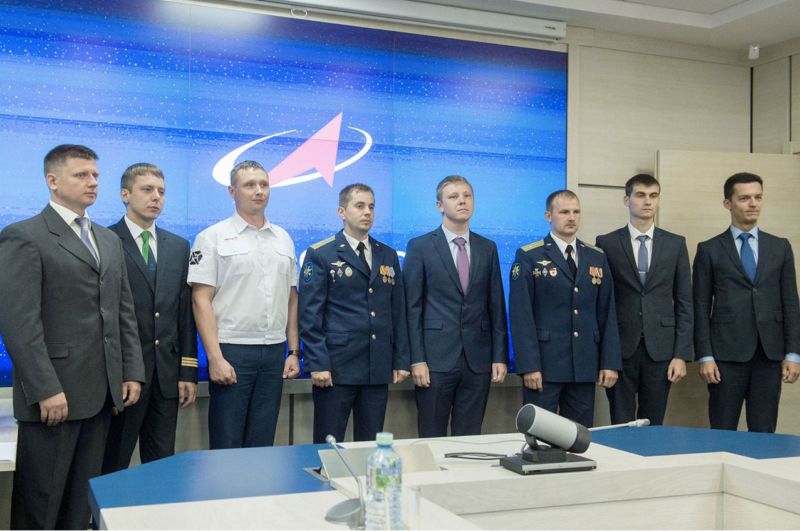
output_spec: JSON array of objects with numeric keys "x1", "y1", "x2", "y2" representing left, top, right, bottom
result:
[
  {"x1": 211, "y1": 113, "x2": 373, "y2": 188},
  {"x1": 269, "y1": 113, "x2": 342, "y2": 187}
]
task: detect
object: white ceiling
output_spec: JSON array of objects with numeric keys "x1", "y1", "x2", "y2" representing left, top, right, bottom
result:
[{"x1": 421, "y1": 0, "x2": 800, "y2": 50}]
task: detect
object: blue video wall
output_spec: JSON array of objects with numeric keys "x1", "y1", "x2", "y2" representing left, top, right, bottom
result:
[{"x1": 0, "y1": 0, "x2": 567, "y2": 383}]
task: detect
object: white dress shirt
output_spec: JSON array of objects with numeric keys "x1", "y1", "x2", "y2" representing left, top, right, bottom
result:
[
  {"x1": 441, "y1": 224, "x2": 471, "y2": 267},
  {"x1": 343, "y1": 230, "x2": 372, "y2": 268},
  {"x1": 628, "y1": 222, "x2": 655, "y2": 271},
  {"x1": 550, "y1": 232, "x2": 578, "y2": 268},
  {"x1": 124, "y1": 216, "x2": 158, "y2": 262},
  {"x1": 49, "y1": 200, "x2": 99, "y2": 258}
]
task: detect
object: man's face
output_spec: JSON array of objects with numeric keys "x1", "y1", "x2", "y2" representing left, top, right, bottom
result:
[
  {"x1": 121, "y1": 173, "x2": 164, "y2": 226},
  {"x1": 724, "y1": 181, "x2": 762, "y2": 228},
  {"x1": 437, "y1": 182, "x2": 474, "y2": 225},
  {"x1": 338, "y1": 190, "x2": 375, "y2": 237},
  {"x1": 625, "y1": 184, "x2": 660, "y2": 222},
  {"x1": 229, "y1": 168, "x2": 270, "y2": 216},
  {"x1": 545, "y1": 195, "x2": 581, "y2": 241},
  {"x1": 47, "y1": 156, "x2": 99, "y2": 214}
]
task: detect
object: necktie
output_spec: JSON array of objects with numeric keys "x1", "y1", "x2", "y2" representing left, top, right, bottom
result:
[
  {"x1": 636, "y1": 235, "x2": 649, "y2": 285},
  {"x1": 75, "y1": 216, "x2": 100, "y2": 267},
  {"x1": 565, "y1": 244, "x2": 577, "y2": 278},
  {"x1": 739, "y1": 233, "x2": 756, "y2": 282},
  {"x1": 357, "y1": 241, "x2": 370, "y2": 273},
  {"x1": 141, "y1": 230, "x2": 157, "y2": 275},
  {"x1": 454, "y1": 237, "x2": 470, "y2": 295}
]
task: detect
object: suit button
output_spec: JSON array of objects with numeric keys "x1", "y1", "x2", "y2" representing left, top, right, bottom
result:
[
  {"x1": 573, "y1": 331, "x2": 579, "y2": 337},
  {"x1": 573, "y1": 309, "x2": 578, "y2": 315},
  {"x1": 574, "y1": 287, "x2": 579, "y2": 293},
  {"x1": 370, "y1": 311, "x2": 376, "y2": 317},
  {"x1": 753, "y1": 288, "x2": 758, "y2": 293},
  {"x1": 371, "y1": 334, "x2": 377, "y2": 340},
  {"x1": 155, "y1": 312, "x2": 160, "y2": 318},
  {"x1": 638, "y1": 312, "x2": 643, "y2": 316},
  {"x1": 155, "y1": 339, "x2": 160, "y2": 346},
  {"x1": 368, "y1": 288, "x2": 374, "y2": 294}
]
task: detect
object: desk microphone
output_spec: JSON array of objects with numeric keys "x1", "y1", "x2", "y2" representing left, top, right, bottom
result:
[{"x1": 323, "y1": 435, "x2": 366, "y2": 528}]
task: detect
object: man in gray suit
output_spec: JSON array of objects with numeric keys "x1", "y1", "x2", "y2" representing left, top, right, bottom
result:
[
  {"x1": 0, "y1": 145, "x2": 144, "y2": 529},
  {"x1": 102, "y1": 163, "x2": 197, "y2": 473},
  {"x1": 596, "y1": 174, "x2": 693, "y2": 425}
]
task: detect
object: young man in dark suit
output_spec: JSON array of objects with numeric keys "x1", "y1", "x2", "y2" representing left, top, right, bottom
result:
[
  {"x1": 403, "y1": 175, "x2": 508, "y2": 437},
  {"x1": 509, "y1": 190, "x2": 622, "y2": 428},
  {"x1": 596, "y1": 174, "x2": 693, "y2": 426},
  {"x1": 299, "y1": 183, "x2": 410, "y2": 443},
  {"x1": 693, "y1": 172, "x2": 800, "y2": 432},
  {"x1": 102, "y1": 163, "x2": 198, "y2": 473},
  {"x1": 0, "y1": 145, "x2": 144, "y2": 529}
]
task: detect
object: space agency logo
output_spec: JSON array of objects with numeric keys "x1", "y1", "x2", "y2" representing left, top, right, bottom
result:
[{"x1": 212, "y1": 112, "x2": 372, "y2": 187}]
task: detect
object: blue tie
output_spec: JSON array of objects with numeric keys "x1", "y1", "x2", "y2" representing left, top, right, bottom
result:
[
  {"x1": 738, "y1": 233, "x2": 756, "y2": 282},
  {"x1": 636, "y1": 235, "x2": 649, "y2": 285}
]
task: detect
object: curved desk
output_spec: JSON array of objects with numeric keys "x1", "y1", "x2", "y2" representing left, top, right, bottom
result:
[{"x1": 90, "y1": 426, "x2": 800, "y2": 529}]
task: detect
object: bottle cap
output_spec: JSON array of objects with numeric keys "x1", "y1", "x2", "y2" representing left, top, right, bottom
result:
[{"x1": 376, "y1": 432, "x2": 393, "y2": 445}]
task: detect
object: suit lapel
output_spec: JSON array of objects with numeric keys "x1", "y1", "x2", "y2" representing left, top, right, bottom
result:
[
  {"x1": 114, "y1": 219, "x2": 155, "y2": 292},
  {"x1": 43, "y1": 206, "x2": 99, "y2": 273},
  {"x1": 368, "y1": 237, "x2": 382, "y2": 285},
  {"x1": 468, "y1": 232, "x2": 481, "y2": 293},
  {"x1": 543, "y1": 236, "x2": 573, "y2": 282},
  {"x1": 335, "y1": 231, "x2": 369, "y2": 279},
  {"x1": 753, "y1": 231, "x2": 768, "y2": 285},
  {"x1": 645, "y1": 228, "x2": 663, "y2": 288},
  {"x1": 433, "y1": 229, "x2": 463, "y2": 295},
  {"x1": 720, "y1": 230, "x2": 750, "y2": 282},
  {"x1": 617, "y1": 227, "x2": 639, "y2": 283}
]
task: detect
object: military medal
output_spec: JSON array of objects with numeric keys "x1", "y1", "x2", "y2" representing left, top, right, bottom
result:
[
  {"x1": 549, "y1": 267, "x2": 558, "y2": 278},
  {"x1": 532, "y1": 268, "x2": 541, "y2": 278},
  {"x1": 345, "y1": 266, "x2": 353, "y2": 277}
]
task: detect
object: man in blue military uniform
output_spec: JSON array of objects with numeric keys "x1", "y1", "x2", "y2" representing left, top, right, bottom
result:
[
  {"x1": 509, "y1": 190, "x2": 622, "y2": 428},
  {"x1": 299, "y1": 183, "x2": 411, "y2": 443}
]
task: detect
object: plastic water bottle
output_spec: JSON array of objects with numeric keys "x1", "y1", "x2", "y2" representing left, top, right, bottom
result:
[{"x1": 365, "y1": 432, "x2": 403, "y2": 530}]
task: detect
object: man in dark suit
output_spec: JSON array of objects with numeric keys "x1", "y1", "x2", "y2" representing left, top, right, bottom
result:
[
  {"x1": 509, "y1": 190, "x2": 621, "y2": 428},
  {"x1": 693, "y1": 172, "x2": 800, "y2": 432},
  {"x1": 596, "y1": 174, "x2": 693, "y2": 426},
  {"x1": 0, "y1": 144, "x2": 144, "y2": 529},
  {"x1": 102, "y1": 163, "x2": 198, "y2": 473},
  {"x1": 299, "y1": 183, "x2": 410, "y2": 443},
  {"x1": 403, "y1": 175, "x2": 508, "y2": 437}
]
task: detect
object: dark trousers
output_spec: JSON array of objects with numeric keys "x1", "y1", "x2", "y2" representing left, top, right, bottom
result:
[
  {"x1": 11, "y1": 405, "x2": 111, "y2": 530},
  {"x1": 102, "y1": 369, "x2": 179, "y2": 473},
  {"x1": 607, "y1": 339, "x2": 672, "y2": 425},
  {"x1": 208, "y1": 343, "x2": 285, "y2": 449},
  {"x1": 523, "y1": 382, "x2": 596, "y2": 428},
  {"x1": 709, "y1": 344, "x2": 781, "y2": 433},
  {"x1": 312, "y1": 383, "x2": 388, "y2": 443},
  {"x1": 415, "y1": 354, "x2": 491, "y2": 437}
]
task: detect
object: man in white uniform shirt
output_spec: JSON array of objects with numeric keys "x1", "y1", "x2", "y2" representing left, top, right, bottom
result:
[{"x1": 188, "y1": 160, "x2": 300, "y2": 449}]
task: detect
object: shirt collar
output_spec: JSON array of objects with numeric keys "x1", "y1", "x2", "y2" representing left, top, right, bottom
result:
[
  {"x1": 441, "y1": 224, "x2": 470, "y2": 245},
  {"x1": 550, "y1": 232, "x2": 576, "y2": 255},
  {"x1": 342, "y1": 230, "x2": 370, "y2": 252},
  {"x1": 231, "y1": 212, "x2": 272, "y2": 233},
  {"x1": 627, "y1": 222, "x2": 655, "y2": 241},
  {"x1": 50, "y1": 200, "x2": 90, "y2": 227},
  {"x1": 730, "y1": 225, "x2": 759, "y2": 241},
  {"x1": 124, "y1": 215, "x2": 156, "y2": 240}
]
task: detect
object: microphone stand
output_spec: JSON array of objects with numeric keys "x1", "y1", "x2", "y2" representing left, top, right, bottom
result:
[{"x1": 323, "y1": 435, "x2": 366, "y2": 529}]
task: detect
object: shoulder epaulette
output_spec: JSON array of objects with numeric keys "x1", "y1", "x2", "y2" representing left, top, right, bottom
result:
[
  {"x1": 521, "y1": 240, "x2": 545, "y2": 252},
  {"x1": 582, "y1": 242, "x2": 604, "y2": 253},
  {"x1": 310, "y1": 236, "x2": 335, "y2": 250}
]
